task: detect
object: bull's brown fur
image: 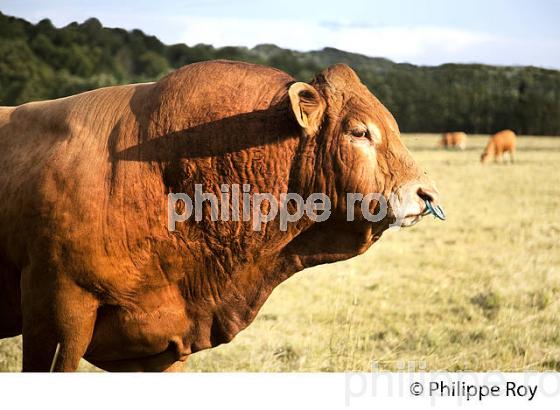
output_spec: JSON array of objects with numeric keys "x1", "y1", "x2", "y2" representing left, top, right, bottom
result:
[
  {"x1": 0, "y1": 60, "x2": 439, "y2": 371},
  {"x1": 481, "y1": 129, "x2": 516, "y2": 163}
]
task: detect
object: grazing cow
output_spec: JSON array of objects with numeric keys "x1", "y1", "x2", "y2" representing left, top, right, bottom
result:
[
  {"x1": 440, "y1": 132, "x2": 467, "y2": 150},
  {"x1": 480, "y1": 129, "x2": 516, "y2": 163},
  {"x1": 0, "y1": 60, "x2": 442, "y2": 372}
]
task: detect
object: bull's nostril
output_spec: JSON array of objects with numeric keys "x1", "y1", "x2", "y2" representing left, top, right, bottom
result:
[{"x1": 417, "y1": 188, "x2": 435, "y2": 203}]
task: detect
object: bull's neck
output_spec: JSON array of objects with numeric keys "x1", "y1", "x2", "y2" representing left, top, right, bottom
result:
[
  {"x1": 164, "y1": 135, "x2": 325, "y2": 353},
  {"x1": 113, "y1": 92, "x2": 344, "y2": 352}
]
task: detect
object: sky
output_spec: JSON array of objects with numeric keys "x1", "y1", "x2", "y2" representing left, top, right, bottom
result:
[{"x1": 2, "y1": 0, "x2": 560, "y2": 68}]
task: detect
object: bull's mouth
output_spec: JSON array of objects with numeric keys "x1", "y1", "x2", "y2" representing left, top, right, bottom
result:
[
  {"x1": 400, "y1": 214, "x2": 424, "y2": 227},
  {"x1": 393, "y1": 199, "x2": 446, "y2": 228}
]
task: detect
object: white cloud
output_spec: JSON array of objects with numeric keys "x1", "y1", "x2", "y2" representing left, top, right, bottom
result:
[
  {"x1": 325, "y1": 25, "x2": 494, "y2": 62},
  {"x1": 179, "y1": 17, "x2": 492, "y2": 61}
]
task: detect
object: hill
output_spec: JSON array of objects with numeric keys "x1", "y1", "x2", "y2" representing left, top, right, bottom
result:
[{"x1": 1, "y1": 12, "x2": 559, "y2": 134}]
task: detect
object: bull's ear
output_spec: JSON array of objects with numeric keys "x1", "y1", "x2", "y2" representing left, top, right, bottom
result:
[{"x1": 288, "y1": 82, "x2": 325, "y2": 135}]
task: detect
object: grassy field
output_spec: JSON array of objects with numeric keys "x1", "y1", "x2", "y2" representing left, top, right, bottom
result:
[{"x1": 1, "y1": 134, "x2": 559, "y2": 372}]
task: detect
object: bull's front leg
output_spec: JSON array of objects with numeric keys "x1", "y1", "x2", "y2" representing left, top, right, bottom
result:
[{"x1": 21, "y1": 263, "x2": 99, "y2": 372}]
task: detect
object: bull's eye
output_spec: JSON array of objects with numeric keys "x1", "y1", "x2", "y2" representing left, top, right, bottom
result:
[{"x1": 351, "y1": 129, "x2": 369, "y2": 139}]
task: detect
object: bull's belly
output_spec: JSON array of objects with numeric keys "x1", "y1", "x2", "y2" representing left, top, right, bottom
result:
[
  {"x1": 85, "y1": 285, "x2": 192, "y2": 369},
  {"x1": 86, "y1": 348, "x2": 187, "y2": 372}
]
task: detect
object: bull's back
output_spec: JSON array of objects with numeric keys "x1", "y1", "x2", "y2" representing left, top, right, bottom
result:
[
  {"x1": 492, "y1": 130, "x2": 516, "y2": 151},
  {"x1": 0, "y1": 84, "x2": 146, "y2": 266}
]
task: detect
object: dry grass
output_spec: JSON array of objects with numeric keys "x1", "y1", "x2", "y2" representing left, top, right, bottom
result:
[{"x1": 1, "y1": 134, "x2": 559, "y2": 372}]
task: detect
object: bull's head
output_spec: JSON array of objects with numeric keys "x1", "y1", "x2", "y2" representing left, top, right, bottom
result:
[{"x1": 287, "y1": 64, "x2": 443, "y2": 243}]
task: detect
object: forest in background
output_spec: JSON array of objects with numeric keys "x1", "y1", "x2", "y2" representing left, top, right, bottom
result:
[{"x1": 1, "y1": 11, "x2": 559, "y2": 135}]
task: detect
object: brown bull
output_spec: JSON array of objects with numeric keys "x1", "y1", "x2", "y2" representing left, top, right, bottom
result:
[
  {"x1": 481, "y1": 129, "x2": 516, "y2": 163},
  {"x1": 440, "y1": 132, "x2": 467, "y2": 150},
  {"x1": 0, "y1": 60, "x2": 441, "y2": 371}
]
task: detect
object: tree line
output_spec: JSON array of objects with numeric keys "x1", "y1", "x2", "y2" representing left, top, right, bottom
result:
[{"x1": 1, "y1": 12, "x2": 559, "y2": 135}]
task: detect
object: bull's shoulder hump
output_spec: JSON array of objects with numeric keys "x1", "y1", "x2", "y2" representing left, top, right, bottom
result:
[
  {"x1": 177, "y1": 59, "x2": 293, "y2": 79},
  {"x1": 157, "y1": 60, "x2": 295, "y2": 91}
]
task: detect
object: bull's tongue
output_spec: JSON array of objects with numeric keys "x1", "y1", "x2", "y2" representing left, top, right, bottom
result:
[{"x1": 424, "y1": 198, "x2": 446, "y2": 221}]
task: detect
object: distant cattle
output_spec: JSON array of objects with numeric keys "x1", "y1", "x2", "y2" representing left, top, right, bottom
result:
[
  {"x1": 440, "y1": 132, "x2": 467, "y2": 150},
  {"x1": 481, "y1": 130, "x2": 516, "y2": 164}
]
